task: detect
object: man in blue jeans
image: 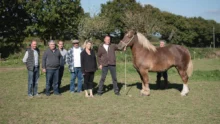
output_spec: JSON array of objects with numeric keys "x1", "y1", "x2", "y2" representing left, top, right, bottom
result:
[
  {"x1": 23, "y1": 40, "x2": 40, "y2": 98},
  {"x1": 66, "y1": 40, "x2": 83, "y2": 93},
  {"x1": 42, "y1": 40, "x2": 62, "y2": 96}
]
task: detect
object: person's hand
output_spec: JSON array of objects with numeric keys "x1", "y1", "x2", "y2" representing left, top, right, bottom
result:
[
  {"x1": 99, "y1": 65, "x2": 102, "y2": 70},
  {"x1": 124, "y1": 47, "x2": 127, "y2": 51},
  {"x1": 42, "y1": 69, "x2": 46, "y2": 73}
]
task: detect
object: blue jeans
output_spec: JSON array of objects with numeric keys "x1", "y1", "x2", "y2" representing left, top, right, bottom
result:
[
  {"x1": 28, "y1": 67, "x2": 39, "y2": 95},
  {"x1": 70, "y1": 67, "x2": 83, "y2": 92},
  {"x1": 46, "y1": 69, "x2": 59, "y2": 94}
]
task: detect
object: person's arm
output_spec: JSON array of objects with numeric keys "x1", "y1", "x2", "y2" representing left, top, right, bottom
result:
[
  {"x1": 113, "y1": 44, "x2": 121, "y2": 51},
  {"x1": 66, "y1": 50, "x2": 71, "y2": 65},
  {"x1": 80, "y1": 52, "x2": 85, "y2": 74},
  {"x1": 97, "y1": 46, "x2": 102, "y2": 69},
  {"x1": 42, "y1": 50, "x2": 47, "y2": 72},
  {"x1": 22, "y1": 51, "x2": 28, "y2": 64},
  {"x1": 93, "y1": 50, "x2": 98, "y2": 70}
]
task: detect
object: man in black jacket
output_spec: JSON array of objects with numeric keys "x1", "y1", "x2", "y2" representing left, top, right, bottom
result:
[
  {"x1": 42, "y1": 40, "x2": 62, "y2": 96},
  {"x1": 23, "y1": 40, "x2": 40, "y2": 98},
  {"x1": 156, "y1": 40, "x2": 168, "y2": 89}
]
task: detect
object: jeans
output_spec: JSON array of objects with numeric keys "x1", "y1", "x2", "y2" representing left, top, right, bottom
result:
[
  {"x1": 46, "y1": 69, "x2": 59, "y2": 94},
  {"x1": 70, "y1": 67, "x2": 83, "y2": 92},
  {"x1": 28, "y1": 67, "x2": 39, "y2": 95},
  {"x1": 98, "y1": 65, "x2": 119, "y2": 94},
  {"x1": 58, "y1": 66, "x2": 64, "y2": 90}
]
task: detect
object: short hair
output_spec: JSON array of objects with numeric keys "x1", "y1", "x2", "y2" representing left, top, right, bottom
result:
[
  {"x1": 58, "y1": 40, "x2": 64, "y2": 44},
  {"x1": 104, "y1": 35, "x2": 111, "y2": 39},
  {"x1": 48, "y1": 40, "x2": 55, "y2": 45},
  {"x1": 160, "y1": 40, "x2": 166, "y2": 44}
]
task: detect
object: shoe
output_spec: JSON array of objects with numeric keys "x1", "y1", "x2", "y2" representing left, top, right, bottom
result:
[
  {"x1": 46, "y1": 93, "x2": 50, "y2": 96},
  {"x1": 54, "y1": 93, "x2": 61, "y2": 96},
  {"x1": 34, "y1": 94, "x2": 41, "y2": 97},
  {"x1": 115, "y1": 92, "x2": 121, "y2": 96},
  {"x1": 96, "y1": 93, "x2": 102, "y2": 96},
  {"x1": 70, "y1": 91, "x2": 75, "y2": 94},
  {"x1": 28, "y1": 94, "x2": 33, "y2": 98}
]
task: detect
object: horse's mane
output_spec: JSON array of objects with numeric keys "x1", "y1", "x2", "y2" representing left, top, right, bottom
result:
[{"x1": 137, "y1": 32, "x2": 157, "y2": 52}]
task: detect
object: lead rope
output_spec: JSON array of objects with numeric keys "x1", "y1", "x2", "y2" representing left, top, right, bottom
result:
[{"x1": 124, "y1": 48, "x2": 127, "y2": 90}]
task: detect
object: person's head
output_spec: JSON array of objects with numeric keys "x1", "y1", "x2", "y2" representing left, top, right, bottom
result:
[
  {"x1": 48, "y1": 40, "x2": 56, "y2": 50},
  {"x1": 30, "y1": 40, "x2": 37, "y2": 50},
  {"x1": 72, "y1": 40, "x2": 79, "y2": 48},
  {"x1": 83, "y1": 40, "x2": 93, "y2": 50},
  {"x1": 160, "y1": 40, "x2": 166, "y2": 47},
  {"x1": 104, "y1": 35, "x2": 111, "y2": 45},
  {"x1": 58, "y1": 40, "x2": 64, "y2": 49}
]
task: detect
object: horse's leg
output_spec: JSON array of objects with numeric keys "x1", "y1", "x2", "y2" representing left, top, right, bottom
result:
[
  {"x1": 177, "y1": 69, "x2": 189, "y2": 96},
  {"x1": 138, "y1": 69, "x2": 150, "y2": 96}
]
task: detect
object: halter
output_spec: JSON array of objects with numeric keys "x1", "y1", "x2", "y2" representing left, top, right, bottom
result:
[{"x1": 124, "y1": 35, "x2": 135, "y2": 48}]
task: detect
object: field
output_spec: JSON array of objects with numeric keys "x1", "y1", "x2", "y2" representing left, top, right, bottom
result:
[{"x1": 0, "y1": 57, "x2": 220, "y2": 124}]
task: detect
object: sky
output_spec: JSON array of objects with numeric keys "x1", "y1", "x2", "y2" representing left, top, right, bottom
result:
[{"x1": 81, "y1": 0, "x2": 220, "y2": 23}]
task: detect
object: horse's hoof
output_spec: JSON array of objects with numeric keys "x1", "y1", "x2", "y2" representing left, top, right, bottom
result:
[{"x1": 180, "y1": 92, "x2": 188, "y2": 96}]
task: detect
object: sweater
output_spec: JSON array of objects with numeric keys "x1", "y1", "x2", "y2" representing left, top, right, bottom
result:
[
  {"x1": 42, "y1": 48, "x2": 61, "y2": 69},
  {"x1": 80, "y1": 49, "x2": 97, "y2": 73}
]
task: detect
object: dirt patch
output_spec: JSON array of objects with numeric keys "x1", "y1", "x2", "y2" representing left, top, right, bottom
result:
[{"x1": 0, "y1": 67, "x2": 25, "y2": 72}]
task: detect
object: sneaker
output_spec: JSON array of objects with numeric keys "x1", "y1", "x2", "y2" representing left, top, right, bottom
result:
[
  {"x1": 70, "y1": 91, "x2": 75, "y2": 94},
  {"x1": 34, "y1": 94, "x2": 41, "y2": 97},
  {"x1": 46, "y1": 93, "x2": 50, "y2": 96},
  {"x1": 115, "y1": 92, "x2": 121, "y2": 96},
  {"x1": 96, "y1": 93, "x2": 102, "y2": 96},
  {"x1": 54, "y1": 93, "x2": 61, "y2": 96},
  {"x1": 28, "y1": 94, "x2": 33, "y2": 98}
]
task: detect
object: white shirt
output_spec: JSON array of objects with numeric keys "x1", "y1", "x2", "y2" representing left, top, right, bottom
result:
[
  {"x1": 22, "y1": 49, "x2": 39, "y2": 66},
  {"x1": 103, "y1": 44, "x2": 109, "y2": 52},
  {"x1": 73, "y1": 47, "x2": 81, "y2": 67}
]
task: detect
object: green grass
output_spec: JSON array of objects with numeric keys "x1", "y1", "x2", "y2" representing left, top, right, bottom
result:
[{"x1": 0, "y1": 58, "x2": 220, "y2": 124}]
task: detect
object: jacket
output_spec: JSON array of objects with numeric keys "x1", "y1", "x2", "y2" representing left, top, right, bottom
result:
[
  {"x1": 66, "y1": 47, "x2": 83, "y2": 72},
  {"x1": 97, "y1": 43, "x2": 119, "y2": 66}
]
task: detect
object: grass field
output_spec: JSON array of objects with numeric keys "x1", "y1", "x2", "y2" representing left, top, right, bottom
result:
[{"x1": 0, "y1": 58, "x2": 220, "y2": 124}]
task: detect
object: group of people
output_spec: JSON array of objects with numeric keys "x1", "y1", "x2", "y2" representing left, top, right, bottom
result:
[{"x1": 23, "y1": 36, "x2": 121, "y2": 98}]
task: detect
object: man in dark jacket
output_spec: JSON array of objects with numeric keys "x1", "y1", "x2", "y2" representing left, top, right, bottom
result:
[
  {"x1": 97, "y1": 35, "x2": 120, "y2": 96},
  {"x1": 42, "y1": 40, "x2": 62, "y2": 96},
  {"x1": 23, "y1": 40, "x2": 40, "y2": 98},
  {"x1": 156, "y1": 40, "x2": 168, "y2": 89}
]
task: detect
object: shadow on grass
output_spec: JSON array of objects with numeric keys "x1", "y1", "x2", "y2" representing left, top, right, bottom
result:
[
  {"x1": 126, "y1": 80, "x2": 182, "y2": 92},
  {"x1": 93, "y1": 82, "x2": 124, "y2": 95}
]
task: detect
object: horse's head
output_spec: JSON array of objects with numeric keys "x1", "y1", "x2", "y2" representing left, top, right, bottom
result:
[{"x1": 117, "y1": 30, "x2": 137, "y2": 50}]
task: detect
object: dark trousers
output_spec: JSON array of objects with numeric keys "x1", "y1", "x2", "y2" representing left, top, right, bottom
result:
[
  {"x1": 27, "y1": 67, "x2": 39, "y2": 95},
  {"x1": 83, "y1": 72, "x2": 95, "y2": 90},
  {"x1": 98, "y1": 65, "x2": 119, "y2": 94},
  {"x1": 46, "y1": 69, "x2": 59, "y2": 94},
  {"x1": 156, "y1": 71, "x2": 168, "y2": 87},
  {"x1": 58, "y1": 66, "x2": 64, "y2": 90}
]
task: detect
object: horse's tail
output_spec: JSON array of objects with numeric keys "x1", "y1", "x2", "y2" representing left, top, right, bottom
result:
[{"x1": 186, "y1": 59, "x2": 193, "y2": 77}]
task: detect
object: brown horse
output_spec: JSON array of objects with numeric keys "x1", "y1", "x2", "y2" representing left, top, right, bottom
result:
[{"x1": 117, "y1": 30, "x2": 193, "y2": 96}]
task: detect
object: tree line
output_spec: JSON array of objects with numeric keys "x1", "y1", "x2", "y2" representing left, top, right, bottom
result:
[{"x1": 0, "y1": 0, "x2": 220, "y2": 57}]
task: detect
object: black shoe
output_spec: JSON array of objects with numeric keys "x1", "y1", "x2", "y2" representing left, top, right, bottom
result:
[
  {"x1": 54, "y1": 93, "x2": 61, "y2": 96},
  {"x1": 115, "y1": 92, "x2": 120, "y2": 96},
  {"x1": 97, "y1": 93, "x2": 102, "y2": 96},
  {"x1": 46, "y1": 93, "x2": 50, "y2": 96}
]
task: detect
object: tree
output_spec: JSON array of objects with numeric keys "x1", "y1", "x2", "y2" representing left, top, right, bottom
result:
[
  {"x1": 24, "y1": 0, "x2": 84, "y2": 44},
  {"x1": 100, "y1": 0, "x2": 142, "y2": 38},
  {"x1": 0, "y1": 0, "x2": 29, "y2": 57}
]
